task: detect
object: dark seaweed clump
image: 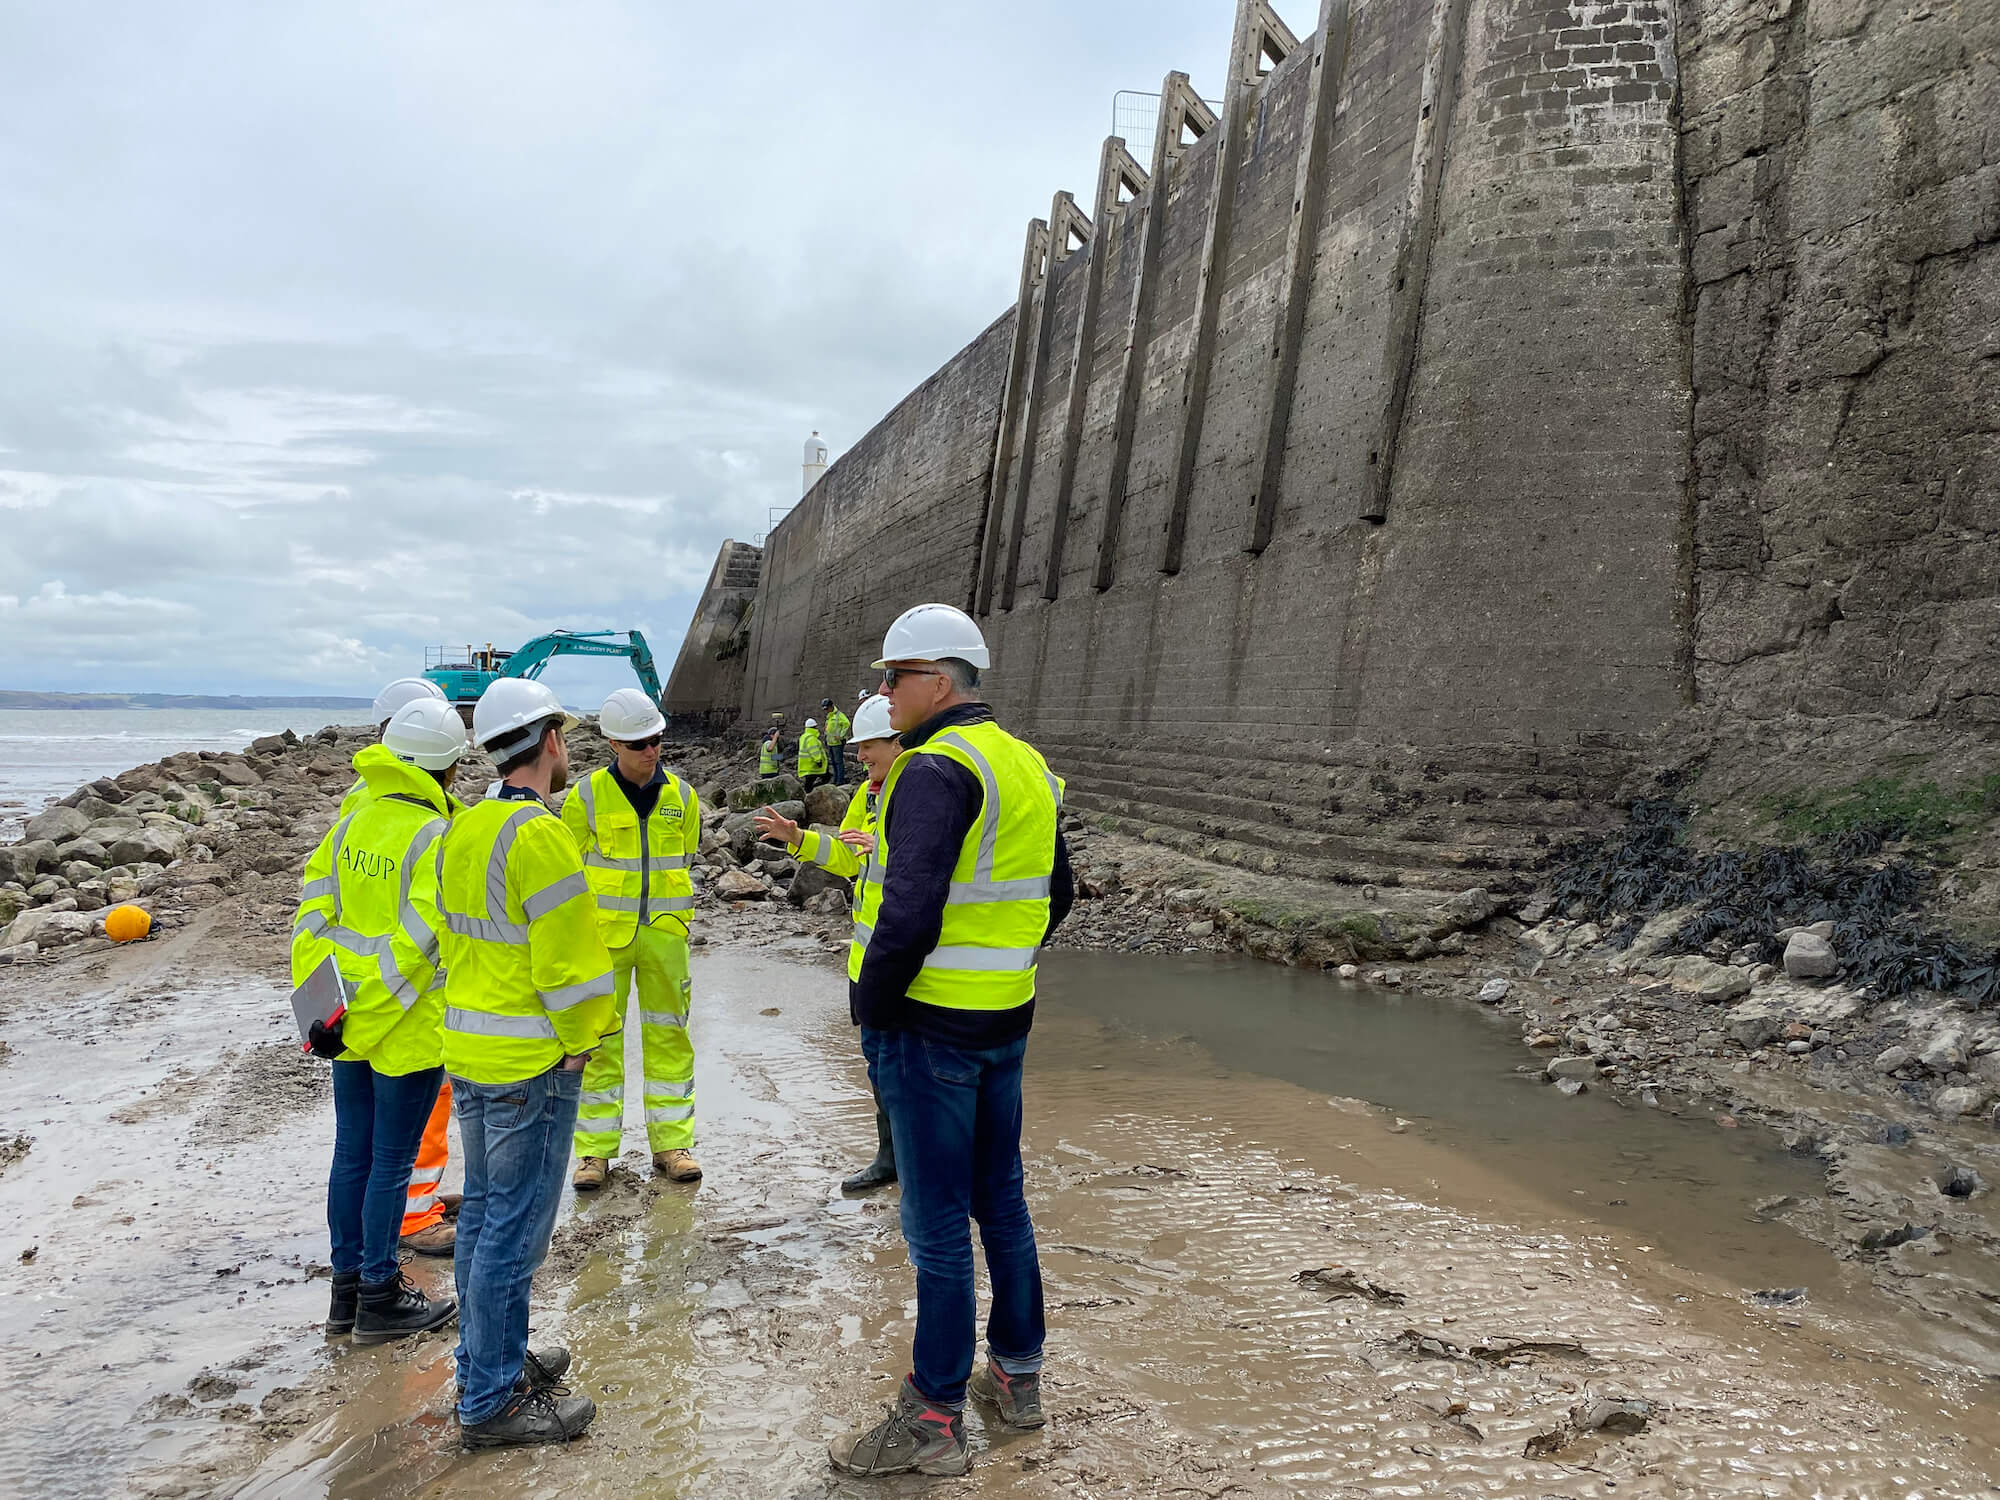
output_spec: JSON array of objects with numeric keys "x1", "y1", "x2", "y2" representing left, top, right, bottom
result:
[{"x1": 1546, "y1": 790, "x2": 2000, "y2": 1007}]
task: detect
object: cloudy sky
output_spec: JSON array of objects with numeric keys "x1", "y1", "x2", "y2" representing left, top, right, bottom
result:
[{"x1": 0, "y1": 0, "x2": 1237, "y2": 705}]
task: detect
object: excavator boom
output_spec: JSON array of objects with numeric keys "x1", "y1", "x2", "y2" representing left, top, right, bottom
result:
[{"x1": 423, "y1": 629, "x2": 663, "y2": 706}]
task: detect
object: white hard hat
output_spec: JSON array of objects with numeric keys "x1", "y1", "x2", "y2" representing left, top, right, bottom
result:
[
  {"x1": 382, "y1": 697, "x2": 470, "y2": 770},
  {"x1": 373, "y1": 676, "x2": 446, "y2": 722},
  {"x1": 857, "y1": 689, "x2": 868, "y2": 699},
  {"x1": 850, "y1": 693, "x2": 896, "y2": 744},
  {"x1": 804, "y1": 717, "x2": 817, "y2": 728},
  {"x1": 872, "y1": 602, "x2": 989, "y2": 670},
  {"x1": 599, "y1": 686, "x2": 665, "y2": 741},
  {"x1": 472, "y1": 678, "x2": 578, "y2": 758}
]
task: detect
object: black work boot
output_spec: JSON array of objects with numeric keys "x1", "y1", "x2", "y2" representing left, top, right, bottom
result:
[
  {"x1": 325, "y1": 1271, "x2": 361, "y2": 1336},
  {"x1": 352, "y1": 1273, "x2": 457, "y2": 1345},
  {"x1": 457, "y1": 1346, "x2": 573, "y2": 1399},
  {"x1": 460, "y1": 1386, "x2": 598, "y2": 1450},
  {"x1": 841, "y1": 1104, "x2": 898, "y2": 1193}
]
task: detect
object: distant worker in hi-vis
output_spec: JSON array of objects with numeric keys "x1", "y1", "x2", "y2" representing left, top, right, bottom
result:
[
  {"x1": 758, "y1": 724, "x2": 783, "y2": 777},
  {"x1": 821, "y1": 695, "x2": 852, "y2": 785},
  {"x1": 797, "y1": 715, "x2": 829, "y2": 791},
  {"x1": 294, "y1": 697, "x2": 469, "y2": 1348},
  {"x1": 336, "y1": 674, "x2": 462, "y2": 1257},
  {"x1": 828, "y1": 604, "x2": 1073, "y2": 1479},
  {"x1": 754, "y1": 691, "x2": 901, "y2": 1191},
  {"x1": 567, "y1": 688, "x2": 705, "y2": 1189}
]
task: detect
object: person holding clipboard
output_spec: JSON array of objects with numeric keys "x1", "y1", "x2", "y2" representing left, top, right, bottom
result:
[{"x1": 291, "y1": 697, "x2": 471, "y2": 1346}]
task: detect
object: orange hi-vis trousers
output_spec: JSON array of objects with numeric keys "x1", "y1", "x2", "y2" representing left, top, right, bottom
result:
[{"x1": 400, "y1": 1079, "x2": 452, "y2": 1236}]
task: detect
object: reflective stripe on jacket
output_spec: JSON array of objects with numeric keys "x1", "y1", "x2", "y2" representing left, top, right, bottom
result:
[
  {"x1": 561, "y1": 765, "x2": 699, "y2": 948},
  {"x1": 848, "y1": 722, "x2": 1062, "y2": 1011},
  {"x1": 291, "y1": 745, "x2": 459, "y2": 1075},
  {"x1": 438, "y1": 794, "x2": 618, "y2": 1084},
  {"x1": 824, "y1": 709, "x2": 851, "y2": 745},
  {"x1": 794, "y1": 781, "x2": 877, "y2": 882},
  {"x1": 797, "y1": 727, "x2": 827, "y2": 775}
]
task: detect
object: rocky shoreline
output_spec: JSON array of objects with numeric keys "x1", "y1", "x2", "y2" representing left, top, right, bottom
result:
[{"x1": 3, "y1": 725, "x2": 1996, "y2": 1361}]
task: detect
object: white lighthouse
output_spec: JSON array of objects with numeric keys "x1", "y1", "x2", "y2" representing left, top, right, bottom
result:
[{"x1": 802, "y1": 430, "x2": 829, "y2": 497}]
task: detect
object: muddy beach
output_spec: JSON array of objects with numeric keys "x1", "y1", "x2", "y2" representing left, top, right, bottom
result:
[{"x1": 6, "y1": 892, "x2": 2000, "y2": 1499}]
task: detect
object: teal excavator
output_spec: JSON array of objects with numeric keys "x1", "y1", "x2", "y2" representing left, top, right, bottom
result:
[{"x1": 423, "y1": 629, "x2": 663, "y2": 707}]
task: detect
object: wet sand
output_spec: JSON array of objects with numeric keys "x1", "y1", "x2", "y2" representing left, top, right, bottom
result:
[{"x1": 4, "y1": 918, "x2": 1999, "y2": 1498}]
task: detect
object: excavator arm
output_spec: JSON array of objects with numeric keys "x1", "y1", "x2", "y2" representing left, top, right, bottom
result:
[{"x1": 501, "y1": 630, "x2": 664, "y2": 702}]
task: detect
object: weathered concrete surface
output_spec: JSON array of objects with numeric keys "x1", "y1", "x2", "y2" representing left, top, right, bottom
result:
[
  {"x1": 663, "y1": 539, "x2": 761, "y2": 724},
  {"x1": 712, "y1": 0, "x2": 1997, "y2": 885}
]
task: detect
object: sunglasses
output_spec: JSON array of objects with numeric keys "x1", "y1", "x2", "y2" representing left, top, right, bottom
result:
[
  {"x1": 880, "y1": 666, "x2": 945, "y2": 690},
  {"x1": 619, "y1": 733, "x2": 663, "y2": 749}
]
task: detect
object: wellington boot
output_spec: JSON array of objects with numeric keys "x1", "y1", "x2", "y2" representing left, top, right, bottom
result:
[
  {"x1": 400, "y1": 1220, "x2": 456, "y2": 1257},
  {"x1": 654, "y1": 1148, "x2": 702, "y2": 1183},
  {"x1": 325, "y1": 1271, "x2": 361, "y2": 1336},
  {"x1": 841, "y1": 1105, "x2": 897, "y2": 1193},
  {"x1": 573, "y1": 1156, "x2": 609, "y2": 1192},
  {"x1": 352, "y1": 1273, "x2": 456, "y2": 1345},
  {"x1": 460, "y1": 1387, "x2": 598, "y2": 1450}
]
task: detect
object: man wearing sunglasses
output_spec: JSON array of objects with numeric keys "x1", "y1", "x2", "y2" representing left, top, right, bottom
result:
[
  {"x1": 829, "y1": 603, "x2": 1073, "y2": 1479},
  {"x1": 563, "y1": 687, "x2": 705, "y2": 1189}
]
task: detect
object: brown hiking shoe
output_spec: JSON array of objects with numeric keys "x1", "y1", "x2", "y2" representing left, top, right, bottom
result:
[
  {"x1": 572, "y1": 1156, "x2": 610, "y2": 1191},
  {"x1": 438, "y1": 1191, "x2": 463, "y2": 1219},
  {"x1": 399, "y1": 1220, "x2": 456, "y2": 1257},
  {"x1": 969, "y1": 1361, "x2": 1045, "y2": 1429},
  {"x1": 828, "y1": 1378, "x2": 969, "y2": 1476},
  {"x1": 654, "y1": 1148, "x2": 702, "y2": 1183}
]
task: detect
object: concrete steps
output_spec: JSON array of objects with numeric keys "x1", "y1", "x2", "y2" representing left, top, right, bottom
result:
[{"x1": 1030, "y1": 730, "x2": 1632, "y2": 893}]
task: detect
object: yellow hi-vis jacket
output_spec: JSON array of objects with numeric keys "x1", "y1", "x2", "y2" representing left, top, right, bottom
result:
[
  {"x1": 759, "y1": 736, "x2": 781, "y2": 775},
  {"x1": 291, "y1": 746, "x2": 461, "y2": 1075},
  {"x1": 825, "y1": 708, "x2": 851, "y2": 746},
  {"x1": 792, "y1": 781, "x2": 878, "y2": 882},
  {"x1": 849, "y1": 722, "x2": 1062, "y2": 1011},
  {"x1": 438, "y1": 792, "x2": 619, "y2": 1084},
  {"x1": 797, "y1": 725, "x2": 827, "y2": 775},
  {"x1": 561, "y1": 765, "x2": 699, "y2": 948}
]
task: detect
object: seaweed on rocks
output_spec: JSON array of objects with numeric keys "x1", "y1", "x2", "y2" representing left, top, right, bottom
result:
[{"x1": 1546, "y1": 781, "x2": 2000, "y2": 1007}]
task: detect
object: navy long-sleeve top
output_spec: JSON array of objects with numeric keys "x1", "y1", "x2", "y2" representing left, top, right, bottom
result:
[{"x1": 850, "y1": 701, "x2": 1072, "y2": 1047}]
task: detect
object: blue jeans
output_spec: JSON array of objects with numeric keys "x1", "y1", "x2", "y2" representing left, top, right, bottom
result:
[
  {"x1": 450, "y1": 1064, "x2": 581, "y2": 1424},
  {"x1": 862, "y1": 1026, "x2": 1044, "y2": 1406},
  {"x1": 329, "y1": 1060, "x2": 443, "y2": 1285},
  {"x1": 832, "y1": 742, "x2": 848, "y2": 784}
]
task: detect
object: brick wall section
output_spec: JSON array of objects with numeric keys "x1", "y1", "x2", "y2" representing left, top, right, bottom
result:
[
  {"x1": 1683, "y1": 0, "x2": 1999, "y2": 726},
  {"x1": 1352, "y1": 0, "x2": 1690, "y2": 747}
]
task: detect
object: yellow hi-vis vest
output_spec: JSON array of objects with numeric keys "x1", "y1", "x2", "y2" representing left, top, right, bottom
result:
[
  {"x1": 562, "y1": 765, "x2": 698, "y2": 948},
  {"x1": 848, "y1": 721, "x2": 1063, "y2": 1011},
  {"x1": 825, "y1": 708, "x2": 851, "y2": 745},
  {"x1": 438, "y1": 794, "x2": 619, "y2": 1085},
  {"x1": 759, "y1": 738, "x2": 781, "y2": 775},
  {"x1": 291, "y1": 746, "x2": 459, "y2": 1075},
  {"x1": 797, "y1": 726, "x2": 827, "y2": 775},
  {"x1": 793, "y1": 781, "x2": 877, "y2": 882}
]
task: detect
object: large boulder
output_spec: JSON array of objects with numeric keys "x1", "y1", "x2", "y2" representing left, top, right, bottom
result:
[
  {"x1": 1424, "y1": 887, "x2": 1502, "y2": 940},
  {"x1": 727, "y1": 776, "x2": 804, "y2": 812},
  {"x1": 714, "y1": 868, "x2": 769, "y2": 901},
  {"x1": 107, "y1": 825, "x2": 188, "y2": 868},
  {"x1": 0, "y1": 841, "x2": 59, "y2": 885},
  {"x1": 1784, "y1": 932, "x2": 1838, "y2": 979},
  {"x1": 785, "y1": 860, "x2": 851, "y2": 908},
  {"x1": 804, "y1": 783, "x2": 853, "y2": 829},
  {"x1": 54, "y1": 838, "x2": 109, "y2": 867},
  {"x1": 2, "y1": 908, "x2": 99, "y2": 948},
  {"x1": 24, "y1": 805, "x2": 90, "y2": 844}
]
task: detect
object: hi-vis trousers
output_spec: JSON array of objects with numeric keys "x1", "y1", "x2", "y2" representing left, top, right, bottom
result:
[
  {"x1": 573, "y1": 923, "x2": 696, "y2": 1156},
  {"x1": 400, "y1": 1080, "x2": 451, "y2": 1235}
]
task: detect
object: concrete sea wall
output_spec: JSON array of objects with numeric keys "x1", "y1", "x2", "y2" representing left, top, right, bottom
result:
[{"x1": 667, "y1": 0, "x2": 1997, "y2": 887}]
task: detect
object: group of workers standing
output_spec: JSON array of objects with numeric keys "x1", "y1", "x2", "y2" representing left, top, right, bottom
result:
[
  {"x1": 760, "y1": 693, "x2": 859, "y2": 790},
  {"x1": 292, "y1": 601, "x2": 1070, "y2": 1476}
]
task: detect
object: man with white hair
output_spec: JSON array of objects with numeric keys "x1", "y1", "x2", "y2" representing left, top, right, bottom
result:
[{"x1": 828, "y1": 604, "x2": 1073, "y2": 1479}]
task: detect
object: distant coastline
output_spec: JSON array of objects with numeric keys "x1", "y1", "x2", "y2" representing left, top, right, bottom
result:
[{"x1": 0, "y1": 690, "x2": 372, "y2": 711}]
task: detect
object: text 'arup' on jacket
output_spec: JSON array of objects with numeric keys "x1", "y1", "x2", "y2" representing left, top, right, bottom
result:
[
  {"x1": 437, "y1": 793, "x2": 619, "y2": 1085},
  {"x1": 291, "y1": 744, "x2": 460, "y2": 1075},
  {"x1": 562, "y1": 765, "x2": 699, "y2": 947}
]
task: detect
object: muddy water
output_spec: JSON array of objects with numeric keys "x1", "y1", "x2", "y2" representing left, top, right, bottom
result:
[
  {"x1": 9, "y1": 932, "x2": 2000, "y2": 1498},
  {"x1": 1041, "y1": 951, "x2": 1831, "y2": 1292}
]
